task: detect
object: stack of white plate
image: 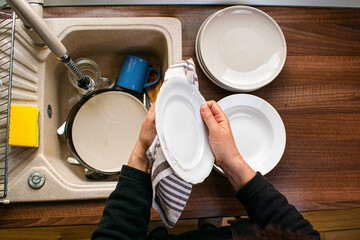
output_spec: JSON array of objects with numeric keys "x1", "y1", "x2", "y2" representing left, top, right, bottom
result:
[{"x1": 196, "y1": 6, "x2": 287, "y2": 92}]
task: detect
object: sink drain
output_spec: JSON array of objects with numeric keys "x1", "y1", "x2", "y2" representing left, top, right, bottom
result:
[{"x1": 28, "y1": 172, "x2": 46, "y2": 189}]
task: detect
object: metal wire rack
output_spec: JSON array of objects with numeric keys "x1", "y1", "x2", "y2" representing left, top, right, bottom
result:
[{"x1": 0, "y1": 10, "x2": 15, "y2": 204}]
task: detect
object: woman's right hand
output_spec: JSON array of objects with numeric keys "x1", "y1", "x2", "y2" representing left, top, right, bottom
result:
[
  {"x1": 200, "y1": 100, "x2": 256, "y2": 191},
  {"x1": 200, "y1": 100, "x2": 241, "y2": 169}
]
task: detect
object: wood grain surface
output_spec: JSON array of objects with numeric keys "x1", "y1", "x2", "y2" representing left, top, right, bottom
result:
[{"x1": 0, "y1": 5, "x2": 359, "y2": 228}]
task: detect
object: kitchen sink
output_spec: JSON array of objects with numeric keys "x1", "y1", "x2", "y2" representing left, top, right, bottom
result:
[{"x1": 7, "y1": 18, "x2": 181, "y2": 202}]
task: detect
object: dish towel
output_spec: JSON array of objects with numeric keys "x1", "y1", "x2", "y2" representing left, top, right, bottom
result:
[{"x1": 146, "y1": 58, "x2": 197, "y2": 228}]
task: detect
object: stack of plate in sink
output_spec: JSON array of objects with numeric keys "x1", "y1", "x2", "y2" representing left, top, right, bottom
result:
[{"x1": 196, "y1": 6, "x2": 287, "y2": 92}]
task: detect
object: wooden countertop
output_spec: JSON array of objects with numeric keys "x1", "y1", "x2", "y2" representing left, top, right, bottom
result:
[{"x1": 0, "y1": 5, "x2": 359, "y2": 228}]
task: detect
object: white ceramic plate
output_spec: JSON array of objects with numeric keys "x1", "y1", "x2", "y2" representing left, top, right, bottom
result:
[
  {"x1": 196, "y1": 32, "x2": 240, "y2": 92},
  {"x1": 195, "y1": 12, "x2": 236, "y2": 91},
  {"x1": 216, "y1": 94, "x2": 286, "y2": 175},
  {"x1": 156, "y1": 78, "x2": 214, "y2": 184},
  {"x1": 199, "y1": 6, "x2": 286, "y2": 92},
  {"x1": 72, "y1": 91, "x2": 147, "y2": 173}
]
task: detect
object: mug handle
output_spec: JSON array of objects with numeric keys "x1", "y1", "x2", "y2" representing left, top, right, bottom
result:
[{"x1": 144, "y1": 67, "x2": 161, "y2": 88}]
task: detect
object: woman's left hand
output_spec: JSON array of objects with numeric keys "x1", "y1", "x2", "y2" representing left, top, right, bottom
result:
[{"x1": 127, "y1": 103, "x2": 156, "y2": 172}]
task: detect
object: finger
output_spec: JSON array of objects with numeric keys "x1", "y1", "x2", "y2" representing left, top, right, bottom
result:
[
  {"x1": 142, "y1": 103, "x2": 156, "y2": 129},
  {"x1": 148, "y1": 102, "x2": 156, "y2": 114},
  {"x1": 200, "y1": 104, "x2": 218, "y2": 130},
  {"x1": 206, "y1": 100, "x2": 216, "y2": 108},
  {"x1": 208, "y1": 101, "x2": 227, "y2": 123}
]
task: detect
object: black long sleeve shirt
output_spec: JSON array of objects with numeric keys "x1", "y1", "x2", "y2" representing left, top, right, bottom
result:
[{"x1": 92, "y1": 166, "x2": 320, "y2": 240}]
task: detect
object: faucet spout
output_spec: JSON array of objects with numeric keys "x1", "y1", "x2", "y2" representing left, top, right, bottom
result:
[
  {"x1": 6, "y1": 0, "x2": 93, "y2": 93},
  {"x1": 6, "y1": 0, "x2": 66, "y2": 57}
]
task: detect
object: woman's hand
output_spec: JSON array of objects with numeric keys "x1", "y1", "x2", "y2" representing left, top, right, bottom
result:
[
  {"x1": 128, "y1": 103, "x2": 156, "y2": 172},
  {"x1": 200, "y1": 101, "x2": 255, "y2": 191},
  {"x1": 137, "y1": 103, "x2": 157, "y2": 152},
  {"x1": 200, "y1": 100, "x2": 240, "y2": 169}
]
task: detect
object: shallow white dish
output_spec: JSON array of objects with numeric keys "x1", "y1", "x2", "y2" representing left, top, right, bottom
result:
[
  {"x1": 156, "y1": 78, "x2": 214, "y2": 184},
  {"x1": 198, "y1": 6, "x2": 286, "y2": 92},
  {"x1": 195, "y1": 12, "x2": 233, "y2": 91},
  {"x1": 72, "y1": 91, "x2": 147, "y2": 173},
  {"x1": 196, "y1": 34, "x2": 239, "y2": 92},
  {"x1": 216, "y1": 94, "x2": 286, "y2": 175}
]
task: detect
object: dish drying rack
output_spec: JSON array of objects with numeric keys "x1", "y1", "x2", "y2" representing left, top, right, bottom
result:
[{"x1": 0, "y1": 9, "x2": 15, "y2": 204}]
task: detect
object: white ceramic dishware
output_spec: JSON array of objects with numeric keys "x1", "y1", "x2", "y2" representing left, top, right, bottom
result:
[
  {"x1": 196, "y1": 6, "x2": 287, "y2": 92},
  {"x1": 156, "y1": 78, "x2": 215, "y2": 184},
  {"x1": 215, "y1": 94, "x2": 286, "y2": 175},
  {"x1": 71, "y1": 91, "x2": 147, "y2": 173}
]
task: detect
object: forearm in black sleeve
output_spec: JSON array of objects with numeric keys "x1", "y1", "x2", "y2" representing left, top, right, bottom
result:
[
  {"x1": 92, "y1": 165, "x2": 152, "y2": 240},
  {"x1": 236, "y1": 172, "x2": 320, "y2": 239}
]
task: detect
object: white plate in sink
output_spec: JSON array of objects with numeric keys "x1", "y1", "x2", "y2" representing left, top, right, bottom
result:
[
  {"x1": 155, "y1": 78, "x2": 214, "y2": 184},
  {"x1": 216, "y1": 94, "x2": 286, "y2": 175},
  {"x1": 71, "y1": 91, "x2": 147, "y2": 173}
]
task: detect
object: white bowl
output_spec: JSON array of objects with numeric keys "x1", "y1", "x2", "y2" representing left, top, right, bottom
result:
[
  {"x1": 197, "y1": 6, "x2": 287, "y2": 92},
  {"x1": 215, "y1": 94, "x2": 286, "y2": 175}
]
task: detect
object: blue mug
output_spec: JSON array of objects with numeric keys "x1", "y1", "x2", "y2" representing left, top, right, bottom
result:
[{"x1": 116, "y1": 55, "x2": 161, "y2": 93}]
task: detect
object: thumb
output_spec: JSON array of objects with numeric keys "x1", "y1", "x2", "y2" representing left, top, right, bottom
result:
[{"x1": 200, "y1": 105, "x2": 218, "y2": 131}]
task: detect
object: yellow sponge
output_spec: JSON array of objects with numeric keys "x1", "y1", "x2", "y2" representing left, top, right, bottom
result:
[{"x1": 9, "y1": 105, "x2": 39, "y2": 147}]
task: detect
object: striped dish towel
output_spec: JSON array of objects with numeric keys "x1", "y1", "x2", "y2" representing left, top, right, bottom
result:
[{"x1": 146, "y1": 59, "x2": 197, "y2": 228}]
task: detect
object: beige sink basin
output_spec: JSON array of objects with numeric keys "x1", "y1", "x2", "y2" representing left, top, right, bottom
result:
[{"x1": 7, "y1": 18, "x2": 181, "y2": 202}]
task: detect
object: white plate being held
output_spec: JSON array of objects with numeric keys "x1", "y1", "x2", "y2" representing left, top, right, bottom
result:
[
  {"x1": 216, "y1": 94, "x2": 286, "y2": 175},
  {"x1": 199, "y1": 6, "x2": 287, "y2": 92},
  {"x1": 156, "y1": 78, "x2": 214, "y2": 184}
]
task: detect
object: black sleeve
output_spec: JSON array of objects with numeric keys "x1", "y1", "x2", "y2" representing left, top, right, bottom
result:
[
  {"x1": 92, "y1": 165, "x2": 152, "y2": 240},
  {"x1": 236, "y1": 172, "x2": 320, "y2": 240}
]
